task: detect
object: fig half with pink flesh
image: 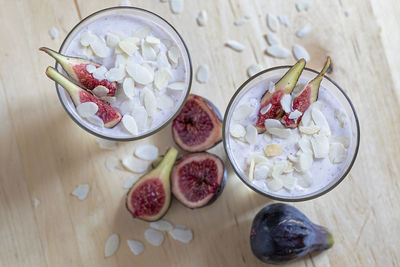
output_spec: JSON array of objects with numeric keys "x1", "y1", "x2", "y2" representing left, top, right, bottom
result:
[
  {"x1": 126, "y1": 147, "x2": 178, "y2": 222},
  {"x1": 40, "y1": 47, "x2": 117, "y2": 96},
  {"x1": 255, "y1": 59, "x2": 306, "y2": 133},
  {"x1": 172, "y1": 94, "x2": 222, "y2": 152},
  {"x1": 45, "y1": 67, "x2": 122, "y2": 128},
  {"x1": 171, "y1": 152, "x2": 226, "y2": 209},
  {"x1": 281, "y1": 57, "x2": 331, "y2": 128}
]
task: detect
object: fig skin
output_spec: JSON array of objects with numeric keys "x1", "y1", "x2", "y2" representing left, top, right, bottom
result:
[
  {"x1": 172, "y1": 94, "x2": 223, "y2": 152},
  {"x1": 255, "y1": 59, "x2": 306, "y2": 133},
  {"x1": 250, "y1": 203, "x2": 334, "y2": 264},
  {"x1": 171, "y1": 152, "x2": 226, "y2": 209},
  {"x1": 126, "y1": 147, "x2": 178, "y2": 222}
]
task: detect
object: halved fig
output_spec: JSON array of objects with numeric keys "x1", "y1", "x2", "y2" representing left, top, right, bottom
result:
[
  {"x1": 40, "y1": 47, "x2": 117, "y2": 96},
  {"x1": 172, "y1": 94, "x2": 222, "y2": 152},
  {"x1": 171, "y1": 152, "x2": 226, "y2": 208},
  {"x1": 126, "y1": 147, "x2": 178, "y2": 222},
  {"x1": 255, "y1": 59, "x2": 306, "y2": 133},
  {"x1": 281, "y1": 57, "x2": 331, "y2": 128}
]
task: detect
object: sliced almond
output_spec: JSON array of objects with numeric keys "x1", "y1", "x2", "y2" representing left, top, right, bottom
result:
[
  {"x1": 157, "y1": 94, "x2": 174, "y2": 110},
  {"x1": 293, "y1": 44, "x2": 310, "y2": 62},
  {"x1": 334, "y1": 109, "x2": 346, "y2": 128},
  {"x1": 150, "y1": 220, "x2": 173, "y2": 231},
  {"x1": 167, "y1": 82, "x2": 186, "y2": 91},
  {"x1": 234, "y1": 18, "x2": 246, "y2": 26},
  {"x1": 230, "y1": 124, "x2": 246, "y2": 138},
  {"x1": 267, "y1": 13, "x2": 278, "y2": 32},
  {"x1": 90, "y1": 36, "x2": 109, "y2": 58},
  {"x1": 289, "y1": 109, "x2": 302, "y2": 120},
  {"x1": 132, "y1": 106, "x2": 148, "y2": 130},
  {"x1": 265, "y1": 31, "x2": 280, "y2": 46},
  {"x1": 80, "y1": 30, "x2": 96, "y2": 47},
  {"x1": 299, "y1": 125, "x2": 320, "y2": 135},
  {"x1": 245, "y1": 125, "x2": 258, "y2": 144},
  {"x1": 86, "y1": 64, "x2": 97, "y2": 73},
  {"x1": 122, "y1": 77, "x2": 135, "y2": 99},
  {"x1": 296, "y1": 0, "x2": 310, "y2": 12},
  {"x1": 86, "y1": 115, "x2": 105, "y2": 128},
  {"x1": 118, "y1": 37, "x2": 139, "y2": 56},
  {"x1": 127, "y1": 240, "x2": 144, "y2": 255},
  {"x1": 253, "y1": 163, "x2": 270, "y2": 180},
  {"x1": 119, "y1": 99, "x2": 136, "y2": 114},
  {"x1": 141, "y1": 41, "x2": 157, "y2": 61},
  {"x1": 266, "y1": 178, "x2": 283, "y2": 191},
  {"x1": 247, "y1": 64, "x2": 263, "y2": 77},
  {"x1": 268, "y1": 81, "x2": 276, "y2": 93},
  {"x1": 106, "y1": 32, "x2": 120, "y2": 48},
  {"x1": 260, "y1": 104, "x2": 272, "y2": 115},
  {"x1": 312, "y1": 108, "x2": 331, "y2": 136},
  {"x1": 233, "y1": 104, "x2": 254, "y2": 121},
  {"x1": 169, "y1": 228, "x2": 193, "y2": 244},
  {"x1": 297, "y1": 152, "x2": 313, "y2": 172},
  {"x1": 301, "y1": 106, "x2": 312, "y2": 126},
  {"x1": 122, "y1": 115, "x2": 139, "y2": 135},
  {"x1": 76, "y1": 102, "x2": 98, "y2": 118},
  {"x1": 272, "y1": 160, "x2": 288, "y2": 179},
  {"x1": 92, "y1": 66, "x2": 107, "y2": 81},
  {"x1": 284, "y1": 161, "x2": 294, "y2": 173},
  {"x1": 296, "y1": 24, "x2": 312, "y2": 38},
  {"x1": 126, "y1": 62, "x2": 154, "y2": 85},
  {"x1": 248, "y1": 159, "x2": 255, "y2": 181},
  {"x1": 33, "y1": 197, "x2": 40, "y2": 208},
  {"x1": 298, "y1": 136, "x2": 313, "y2": 154},
  {"x1": 123, "y1": 176, "x2": 139, "y2": 189},
  {"x1": 170, "y1": 0, "x2": 184, "y2": 14},
  {"x1": 329, "y1": 142, "x2": 347, "y2": 164},
  {"x1": 145, "y1": 228, "x2": 164, "y2": 246},
  {"x1": 264, "y1": 144, "x2": 283, "y2": 157},
  {"x1": 247, "y1": 153, "x2": 271, "y2": 165},
  {"x1": 105, "y1": 156, "x2": 123, "y2": 172},
  {"x1": 145, "y1": 35, "x2": 160, "y2": 45},
  {"x1": 92, "y1": 85, "x2": 109, "y2": 97},
  {"x1": 280, "y1": 94, "x2": 292, "y2": 113},
  {"x1": 167, "y1": 46, "x2": 180, "y2": 68},
  {"x1": 225, "y1": 40, "x2": 245, "y2": 52},
  {"x1": 72, "y1": 184, "x2": 90, "y2": 200},
  {"x1": 115, "y1": 54, "x2": 128, "y2": 68},
  {"x1": 266, "y1": 45, "x2": 291, "y2": 58},
  {"x1": 154, "y1": 67, "x2": 173, "y2": 90},
  {"x1": 282, "y1": 175, "x2": 296, "y2": 190},
  {"x1": 105, "y1": 234, "x2": 120, "y2": 257},
  {"x1": 135, "y1": 144, "x2": 159, "y2": 161},
  {"x1": 122, "y1": 156, "x2": 149, "y2": 173},
  {"x1": 295, "y1": 171, "x2": 312, "y2": 188},
  {"x1": 264, "y1": 119, "x2": 283, "y2": 129},
  {"x1": 267, "y1": 127, "x2": 292, "y2": 139},
  {"x1": 196, "y1": 10, "x2": 208, "y2": 26},
  {"x1": 330, "y1": 136, "x2": 350, "y2": 148},
  {"x1": 278, "y1": 15, "x2": 290, "y2": 27},
  {"x1": 196, "y1": 64, "x2": 209, "y2": 84},
  {"x1": 311, "y1": 134, "x2": 330, "y2": 158},
  {"x1": 143, "y1": 88, "x2": 157, "y2": 117},
  {"x1": 105, "y1": 66, "x2": 126, "y2": 82}
]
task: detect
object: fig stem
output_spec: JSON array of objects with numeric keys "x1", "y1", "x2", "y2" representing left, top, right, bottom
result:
[
  {"x1": 152, "y1": 147, "x2": 178, "y2": 179},
  {"x1": 312, "y1": 225, "x2": 334, "y2": 251},
  {"x1": 40, "y1": 47, "x2": 66, "y2": 63},
  {"x1": 45, "y1": 66, "x2": 81, "y2": 105}
]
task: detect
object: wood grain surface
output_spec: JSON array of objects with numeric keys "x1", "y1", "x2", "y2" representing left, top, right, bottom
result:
[{"x1": 1, "y1": 0, "x2": 399, "y2": 266}]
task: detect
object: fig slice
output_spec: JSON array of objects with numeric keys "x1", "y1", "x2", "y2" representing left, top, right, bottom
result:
[
  {"x1": 281, "y1": 57, "x2": 331, "y2": 128},
  {"x1": 171, "y1": 152, "x2": 226, "y2": 208},
  {"x1": 172, "y1": 94, "x2": 222, "y2": 152},
  {"x1": 45, "y1": 67, "x2": 122, "y2": 128},
  {"x1": 126, "y1": 147, "x2": 178, "y2": 222},
  {"x1": 255, "y1": 59, "x2": 306, "y2": 133},
  {"x1": 40, "y1": 47, "x2": 117, "y2": 96}
]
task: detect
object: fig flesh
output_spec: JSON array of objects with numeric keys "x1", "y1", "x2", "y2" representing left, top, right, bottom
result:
[
  {"x1": 40, "y1": 47, "x2": 117, "y2": 96},
  {"x1": 255, "y1": 59, "x2": 306, "y2": 133},
  {"x1": 281, "y1": 57, "x2": 331, "y2": 128},
  {"x1": 250, "y1": 203, "x2": 334, "y2": 264},
  {"x1": 172, "y1": 94, "x2": 222, "y2": 152},
  {"x1": 171, "y1": 152, "x2": 226, "y2": 208},
  {"x1": 45, "y1": 67, "x2": 121, "y2": 128},
  {"x1": 126, "y1": 147, "x2": 178, "y2": 222}
]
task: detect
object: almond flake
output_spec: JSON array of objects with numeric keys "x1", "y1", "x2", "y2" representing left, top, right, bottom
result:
[
  {"x1": 225, "y1": 40, "x2": 245, "y2": 52},
  {"x1": 154, "y1": 68, "x2": 173, "y2": 90},
  {"x1": 80, "y1": 30, "x2": 96, "y2": 47},
  {"x1": 272, "y1": 160, "x2": 288, "y2": 179},
  {"x1": 127, "y1": 240, "x2": 144, "y2": 255},
  {"x1": 230, "y1": 124, "x2": 246, "y2": 138},
  {"x1": 268, "y1": 81, "x2": 276, "y2": 93},
  {"x1": 284, "y1": 161, "x2": 294, "y2": 173},
  {"x1": 247, "y1": 153, "x2": 271, "y2": 165},
  {"x1": 77, "y1": 102, "x2": 98, "y2": 118},
  {"x1": 119, "y1": 99, "x2": 135, "y2": 114},
  {"x1": 265, "y1": 119, "x2": 284, "y2": 128},
  {"x1": 105, "y1": 234, "x2": 119, "y2": 257},
  {"x1": 135, "y1": 145, "x2": 159, "y2": 161},
  {"x1": 145, "y1": 36, "x2": 160, "y2": 45},
  {"x1": 96, "y1": 138, "x2": 117, "y2": 150},
  {"x1": 282, "y1": 175, "x2": 296, "y2": 190},
  {"x1": 170, "y1": 0, "x2": 184, "y2": 14},
  {"x1": 141, "y1": 41, "x2": 157, "y2": 61},
  {"x1": 280, "y1": 94, "x2": 292, "y2": 113},
  {"x1": 49, "y1": 27, "x2": 59, "y2": 39},
  {"x1": 105, "y1": 156, "x2": 123, "y2": 172},
  {"x1": 330, "y1": 136, "x2": 350, "y2": 148},
  {"x1": 296, "y1": 24, "x2": 312, "y2": 38},
  {"x1": 120, "y1": 0, "x2": 132, "y2": 6},
  {"x1": 233, "y1": 104, "x2": 254, "y2": 121},
  {"x1": 132, "y1": 106, "x2": 148, "y2": 130},
  {"x1": 297, "y1": 152, "x2": 313, "y2": 172},
  {"x1": 266, "y1": 45, "x2": 291, "y2": 58},
  {"x1": 298, "y1": 136, "x2": 313, "y2": 154},
  {"x1": 300, "y1": 106, "x2": 312, "y2": 126},
  {"x1": 293, "y1": 44, "x2": 310, "y2": 62},
  {"x1": 89, "y1": 36, "x2": 109, "y2": 58},
  {"x1": 92, "y1": 85, "x2": 109, "y2": 97},
  {"x1": 329, "y1": 142, "x2": 346, "y2": 164},
  {"x1": 278, "y1": 15, "x2": 290, "y2": 27},
  {"x1": 264, "y1": 144, "x2": 283, "y2": 157},
  {"x1": 197, "y1": 10, "x2": 208, "y2": 26},
  {"x1": 122, "y1": 78, "x2": 135, "y2": 99},
  {"x1": 86, "y1": 64, "x2": 97, "y2": 73},
  {"x1": 126, "y1": 62, "x2": 154, "y2": 85},
  {"x1": 143, "y1": 88, "x2": 157, "y2": 117},
  {"x1": 106, "y1": 32, "x2": 120, "y2": 48},
  {"x1": 295, "y1": 171, "x2": 312, "y2": 188},
  {"x1": 196, "y1": 64, "x2": 209, "y2": 84},
  {"x1": 245, "y1": 125, "x2": 258, "y2": 144},
  {"x1": 92, "y1": 66, "x2": 107, "y2": 80},
  {"x1": 311, "y1": 108, "x2": 331, "y2": 135},
  {"x1": 289, "y1": 109, "x2": 303, "y2": 120},
  {"x1": 265, "y1": 31, "x2": 280, "y2": 46},
  {"x1": 167, "y1": 82, "x2": 185, "y2": 91},
  {"x1": 150, "y1": 220, "x2": 173, "y2": 231},
  {"x1": 266, "y1": 178, "x2": 283, "y2": 191},
  {"x1": 254, "y1": 163, "x2": 271, "y2": 180},
  {"x1": 33, "y1": 197, "x2": 40, "y2": 208},
  {"x1": 169, "y1": 228, "x2": 193, "y2": 243},
  {"x1": 122, "y1": 156, "x2": 149, "y2": 173},
  {"x1": 267, "y1": 13, "x2": 278, "y2": 32},
  {"x1": 145, "y1": 229, "x2": 164, "y2": 246},
  {"x1": 234, "y1": 18, "x2": 246, "y2": 26},
  {"x1": 167, "y1": 47, "x2": 180, "y2": 68},
  {"x1": 247, "y1": 64, "x2": 263, "y2": 77},
  {"x1": 118, "y1": 37, "x2": 139, "y2": 56},
  {"x1": 105, "y1": 67, "x2": 126, "y2": 82},
  {"x1": 122, "y1": 114, "x2": 139, "y2": 135},
  {"x1": 260, "y1": 104, "x2": 272, "y2": 115},
  {"x1": 157, "y1": 94, "x2": 174, "y2": 110},
  {"x1": 72, "y1": 184, "x2": 90, "y2": 200},
  {"x1": 296, "y1": 1, "x2": 310, "y2": 12},
  {"x1": 267, "y1": 128, "x2": 292, "y2": 139},
  {"x1": 134, "y1": 25, "x2": 152, "y2": 39},
  {"x1": 311, "y1": 134, "x2": 330, "y2": 158},
  {"x1": 157, "y1": 51, "x2": 170, "y2": 68},
  {"x1": 86, "y1": 115, "x2": 104, "y2": 128},
  {"x1": 334, "y1": 109, "x2": 346, "y2": 127},
  {"x1": 248, "y1": 159, "x2": 255, "y2": 181},
  {"x1": 123, "y1": 175, "x2": 139, "y2": 189},
  {"x1": 115, "y1": 54, "x2": 128, "y2": 68},
  {"x1": 299, "y1": 125, "x2": 320, "y2": 135}
]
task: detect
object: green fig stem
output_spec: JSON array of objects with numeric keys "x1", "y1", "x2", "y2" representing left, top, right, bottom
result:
[
  {"x1": 312, "y1": 225, "x2": 334, "y2": 251},
  {"x1": 307, "y1": 57, "x2": 331, "y2": 99},
  {"x1": 40, "y1": 47, "x2": 67, "y2": 64},
  {"x1": 152, "y1": 147, "x2": 178, "y2": 180},
  {"x1": 45, "y1": 66, "x2": 81, "y2": 105},
  {"x1": 275, "y1": 58, "x2": 306, "y2": 93}
]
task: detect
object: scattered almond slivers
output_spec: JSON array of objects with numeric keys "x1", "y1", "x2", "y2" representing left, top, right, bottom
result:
[
  {"x1": 105, "y1": 234, "x2": 120, "y2": 257},
  {"x1": 233, "y1": 104, "x2": 254, "y2": 121},
  {"x1": 248, "y1": 159, "x2": 255, "y2": 181},
  {"x1": 230, "y1": 124, "x2": 246, "y2": 138},
  {"x1": 329, "y1": 142, "x2": 346, "y2": 163},
  {"x1": 264, "y1": 144, "x2": 283, "y2": 157}
]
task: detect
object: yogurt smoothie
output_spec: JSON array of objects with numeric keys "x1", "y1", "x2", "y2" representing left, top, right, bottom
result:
[
  {"x1": 226, "y1": 65, "x2": 353, "y2": 199},
  {"x1": 58, "y1": 9, "x2": 190, "y2": 139}
]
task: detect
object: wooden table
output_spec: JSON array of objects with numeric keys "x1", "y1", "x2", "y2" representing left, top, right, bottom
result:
[{"x1": 1, "y1": 0, "x2": 399, "y2": 266}]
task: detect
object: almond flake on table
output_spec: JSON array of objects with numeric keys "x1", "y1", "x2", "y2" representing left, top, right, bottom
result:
[
  {"x1": 196, "y1": 10, "x2": 208, "y2": 26},
  {"x1": 127, "y1": 240, "x2": 144, "y2": 255},
  {"x1": 33, "y1": 197, "x2": 40, "y2": 208},
  {"x1": 49, "y1": 27, "x2": 59, "y2": 39},
  {"x1": 123, "y1": 175, "x2": 139, "y2": 189},
  {"x1": 247, "y1": 64, "x2": 263, "y2": 77},
  {"x1": 106, "y1": 32, "x2": 120, "y2": 48},
  {"x1": 169, "y1": 227, "x2": 193, "y2": 244},
  {"x1": 267, "y1": 13, "x2": 278, "y2": 32},
  {"x1": 196, "y1": 64, "x2": 209, "y2": 84},
  {"x1": 105, "y1": 234, "x2": 120, "y2": 257},
  {"x1": 278, "y1": 15, "x2": 290, "y2": 27},
  {"x1": 150, "y1": 220, "x2": 174, "y2": 231},
  {"x1": 245, "y1": 125, "x2": 258, "y2": 144},
  {"x1": 266, "y1": 45, "x2": 291, "y2": 59},
  {"x1": 167, "y1": 82, "x2": 185, "y2": 91},
  {"x1": 170, "y1": 0, "x2": 184, "y2": 14},
  {"x1": 119, "y1": 0, "x2": 132, "y2": 6},
  {"x1": 145, "y1": 228, "x2": 164, "y2": 246},
  {"x1": 72, "y1": 184, "x2": 90, "y2": 200},
  {"x1": 105, "y1": 156, "x2": 123, "y2": 172},
  {"x1": 234, "y1": 18, "x2": 247, "y2": 26},
  {"x1": 122, "y1": 156, "x2": 149, "y2": 173},
  {"x1": 230, "y1": 124, "x2": 246, "y2": 138},
  {"x1": 135, "y1": 145, "x2": 159, "y2": 161},
  {"x1": 293, "y1": 44, "x2": 310, "y2": 62},
  {"x1": 76, "y1": 102, "x2": 98, "y2": 118},
  {"x1": 296, "y1": 0, "x2": 310, "y2": 12},
  {"x1": 122, "y1": 114, "x2": 139, "y2": 135},
  {"x1": 233, "y1": 104, "x2": 254, "y2": 121},
  {"x1": 265, "y1": 32, "x2": 280, "y2": 46},
  {"x1": 344, "y1": 9, "x2": 352, "y2": 17},
  {"x1": 296, "y1": 24, "x2": 312, "y2": 38},
  {"x1": 225, "y1": 40, "x2": 245, "y2": 52}
]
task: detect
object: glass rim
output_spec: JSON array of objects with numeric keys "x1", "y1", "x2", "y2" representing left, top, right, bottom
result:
[
  {"x1": 55, "y1": 6, "x2": 193, "y2": 141},
  {"x1": 222, "y1": 65, "x2": 361, "y2": 202}
]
